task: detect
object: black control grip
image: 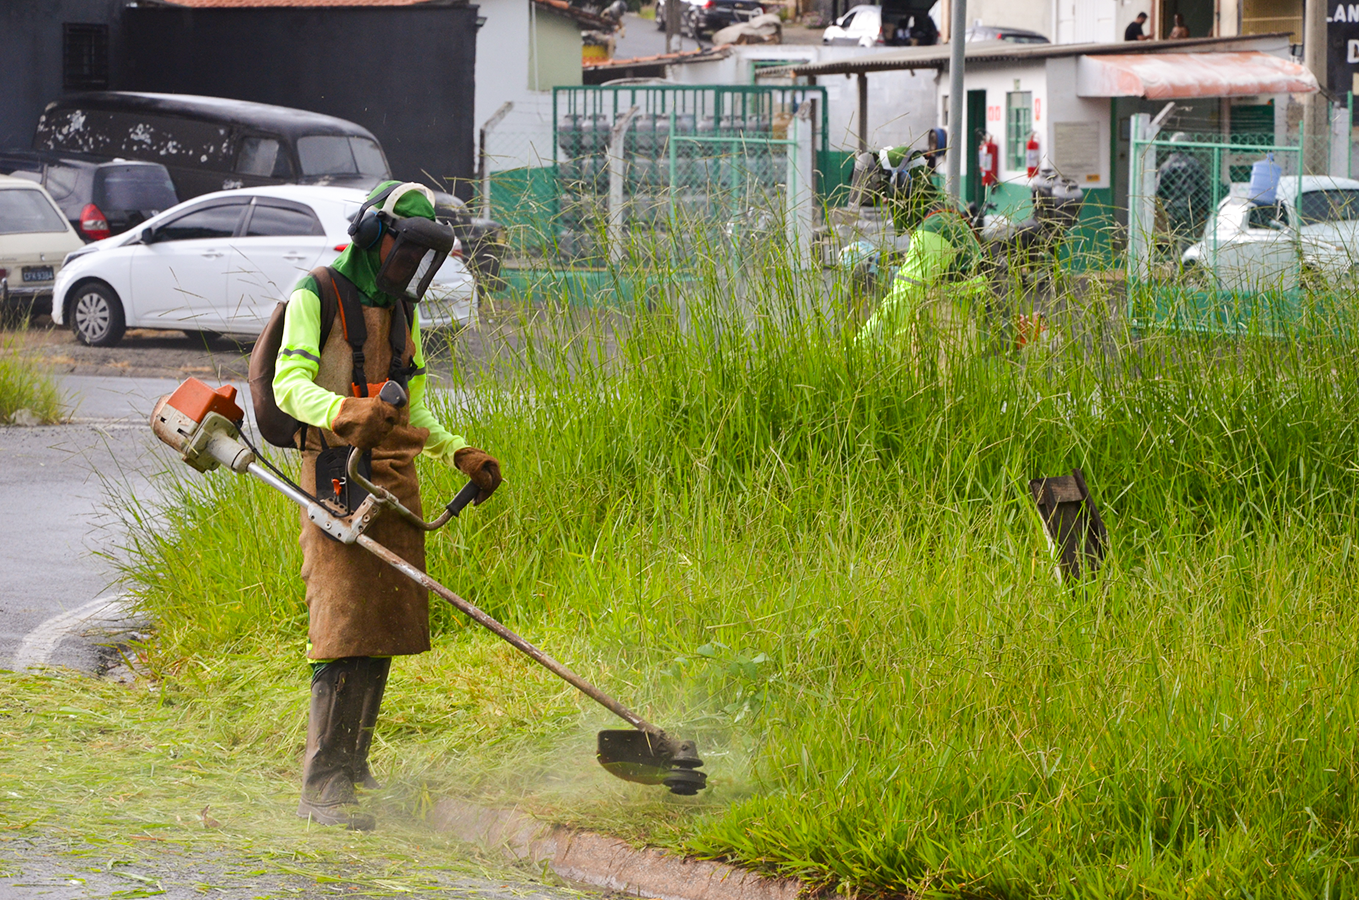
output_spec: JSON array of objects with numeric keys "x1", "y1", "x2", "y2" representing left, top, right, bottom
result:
[
  {"x1": 378, "y1": 380, "x2": 408, "y2": 409},
  {"x1": 446, "y1": 479, "x2": 480, "y2": 517}
]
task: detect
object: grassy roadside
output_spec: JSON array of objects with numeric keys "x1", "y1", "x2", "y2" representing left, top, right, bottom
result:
[
  {"x1": 0, "y1": 662, "x2": 614, "y2": 896},
  {"x1": 42, "y1": 259, "x2": 1359, "y2": 898},
  {"x1": 0, "y1": 329, "x2": 65, "y2": 423}
]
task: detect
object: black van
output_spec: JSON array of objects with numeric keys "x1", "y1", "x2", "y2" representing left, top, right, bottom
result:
[{"x1": 33, "y1": 92, "x2": 391, "y2": 201}]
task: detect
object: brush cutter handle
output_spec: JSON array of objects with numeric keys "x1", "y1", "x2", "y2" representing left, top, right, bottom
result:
[
  {"x1": 445, "y1": 479, "x2": 481, "y2": 518},
  {"x1": 345, "y1": 447, "x2": 475, "y2": 531}
]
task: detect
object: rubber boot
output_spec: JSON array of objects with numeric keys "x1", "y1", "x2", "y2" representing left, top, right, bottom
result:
[
  {"x1": 351, "y1": 657, "x2": 391, "y2": 790},
  {"x1": 297, "y1": 658, "x2": 376, "y2": 831}
]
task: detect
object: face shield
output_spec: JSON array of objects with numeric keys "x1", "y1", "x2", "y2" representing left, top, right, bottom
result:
[{"x1": 374, "y1": 214, "x2": 455, "y2": 302}]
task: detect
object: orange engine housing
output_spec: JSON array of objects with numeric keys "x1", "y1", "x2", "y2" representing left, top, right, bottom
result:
[{"x1": 164, "y1": 378, "x2": 244, "y2": 425}]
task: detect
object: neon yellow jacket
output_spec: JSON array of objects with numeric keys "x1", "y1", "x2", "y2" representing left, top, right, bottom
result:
[
  {"x1": 272, "y1": 285, "x2": 468, "y2": 464},
  {"x1": 858, "y1": 230, "x2": 990, "y2": 345}
]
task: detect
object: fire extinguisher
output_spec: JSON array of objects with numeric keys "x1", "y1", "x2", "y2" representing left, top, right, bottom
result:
[
  {"x1": 978, "y1": 135, "x2": 998, "y2": 188},
  {"x1": 1026, "y1": 132, "x2": 1041, "y2": 178}
]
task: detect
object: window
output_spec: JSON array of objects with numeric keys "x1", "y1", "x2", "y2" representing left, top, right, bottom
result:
[
  {"x1": 0, "y1": 190, "x2": 70, "y2": 235},
  {"x1": 244, "y1": 203, "x2": 324, "y2": 237},
  {"x1": 1245, "y1": 202, "x2": 1289, "y2": 231},
  {"x1": 236, "y1": 138, "x2": 279, "y2": 177},
  {"x1": 94, "y1": 165, "x2": 179, "y2": 212},
  {"x1": 63, "y1": 24, "x2": 109, "y2": 91},
  {"x1": 236, "y1": 137, "x2": 293, "y2": 179},
  {"x1": 296, "y1": 136, "x2": 390, "y2": 178},
  {"x1": 155, "y1": 203, "x2": 246, "y2": 242},
  {"x1": 1298, "y1": 189, "x2": 1359, "y2": 225},
  {"x1": 42, "y1": 165, "x2": 81, "y2": 202},
  {"x1": 1006, "y1": 91, "x2": 1032, "y2": 170}
]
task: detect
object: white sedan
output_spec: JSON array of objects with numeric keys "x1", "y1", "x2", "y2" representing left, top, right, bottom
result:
[
  {"x1": 1181, "y1": 175, "x2": 1359, "y2": 292},
  {"x1": 52, "y1": 185, "x2": 477, "y2": 347}
]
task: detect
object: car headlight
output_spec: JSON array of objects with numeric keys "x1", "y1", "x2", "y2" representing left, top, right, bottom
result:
[{"x1": 63, "y1": 247, "x2": 100, "y2": 266}]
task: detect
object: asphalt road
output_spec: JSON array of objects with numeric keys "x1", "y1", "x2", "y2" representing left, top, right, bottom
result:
[
  {"x1": 0, "y1": 374, "x2": 600, "y2": 900},
  {"x1": 0, "y1": 375, "x2": 188, "y2": 674}
]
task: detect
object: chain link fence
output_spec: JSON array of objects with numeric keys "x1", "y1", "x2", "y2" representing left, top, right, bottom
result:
[
  {"x1": 1127, "y1": 119, "x2": 1318, "y2": 334},
  {"x1": 475, "y1": 86, "x2": 826, "y2": 265}
]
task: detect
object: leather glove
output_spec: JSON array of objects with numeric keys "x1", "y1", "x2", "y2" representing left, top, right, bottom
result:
[
  {"x1": 453, "y1": 446, "x2": 502, "y2": 505},
  {"x1": 330, "y1": 396, "x2": 399, "y2": 451}
]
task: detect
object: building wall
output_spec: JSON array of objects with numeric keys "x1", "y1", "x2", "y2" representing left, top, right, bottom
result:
[
  {"x1": 1054, "y1": 0, "x2": 1118, "y2": 44},
  {"x1": 0, "y1": 0, "x2": 126, "y2": 149},
  {"x1": 529, "y1": 7, "x2": 584, "y2": 91},
  {"x1": 475, "y1": 0, "x2": 585, "y2": 173},
  {"x1": 963, "y1": 0, "x2": 1054, "y2": 39},
  {"x1": 120, "y1": 6, "x2": 479, "y2": 199},
  {"x1": 1242, "y1": 0, "x2": 1301, "y2": 40},
  {"x1": 676, "y1": 46, "x2": 939, "y2": 154}
]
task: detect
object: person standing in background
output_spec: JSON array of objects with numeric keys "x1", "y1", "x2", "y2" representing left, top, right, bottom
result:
[
  {"x1": 1124, "y1": 12, "x2": 1151, "y2": 40},
  {"x1": 1168, "y1": 13, "x2": 1189, "y2": 38}
]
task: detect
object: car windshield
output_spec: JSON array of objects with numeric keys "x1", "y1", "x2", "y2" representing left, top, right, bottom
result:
[
  {"x1": 95, "y1": 166, "x2": 179, "y2": 211},
  {"x1": 297, "y1": 136, "x2": 390, "y2": 178},
  {"x1": 0, "y1": 189, "x2": 68, "y2": 235},
  {"x1": 1297, "y1": 189, "x2": 1359, "y2": 225}
]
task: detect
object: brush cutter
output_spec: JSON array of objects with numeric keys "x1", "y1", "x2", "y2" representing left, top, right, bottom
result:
[{"x1": 150, "y1": 378, "x2": 707, "y2": 796}]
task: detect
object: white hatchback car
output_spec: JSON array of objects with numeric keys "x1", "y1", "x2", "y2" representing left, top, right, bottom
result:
[
  {"x1": 1181, "y1": 176, "x2": 1359, "y2": 292},
  {"x1": 822, "y1": 4, "x2": 883, "y2": 45},
  {"x1": 52, "y1": 185, "x2": 477, "y2": 347},
  {"x1": 0, "y1": 175, "x2": 85, "y2": 316}
]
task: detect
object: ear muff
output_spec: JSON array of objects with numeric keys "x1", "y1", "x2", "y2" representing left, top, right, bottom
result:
[{"x1": 347, "y1": 182, "x2": 436, "y2": 250}]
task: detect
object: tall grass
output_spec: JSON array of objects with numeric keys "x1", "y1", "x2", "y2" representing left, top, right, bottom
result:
[
  {"x1": 0, "y1": 329, "x2": 65, "y2": 423},
  {"x1": 122, "y1": 237, "x2": 1359, "y2": 898}
]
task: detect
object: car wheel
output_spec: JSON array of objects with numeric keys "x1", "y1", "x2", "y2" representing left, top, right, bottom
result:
[{"x1": 70, "y1": 282, "x2": 126, "y2": 347}]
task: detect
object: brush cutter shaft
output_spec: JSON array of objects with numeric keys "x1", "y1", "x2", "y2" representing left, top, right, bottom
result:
[
  {"x1": 245, "y1": 447, "x2": 663, "y2": 738},
  {"x1": 354, "y1": 532, "x2": 661, "y2": 737}
]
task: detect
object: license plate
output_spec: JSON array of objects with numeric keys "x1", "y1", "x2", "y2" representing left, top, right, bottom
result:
[{"x1": 22, "y1": 266, "x2": 54, "y2": 283}]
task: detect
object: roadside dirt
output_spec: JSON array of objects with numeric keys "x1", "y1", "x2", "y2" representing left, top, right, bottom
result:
[{"x1": 9, "y1": 299, "x2": 624, "y2": 382}]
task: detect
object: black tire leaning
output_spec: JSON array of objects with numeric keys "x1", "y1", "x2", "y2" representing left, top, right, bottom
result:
[{"x1": 70, "y1": 281, "x2": 126, "y2": 347}]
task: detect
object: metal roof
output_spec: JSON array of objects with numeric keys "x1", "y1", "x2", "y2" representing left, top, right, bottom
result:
[
  {"x1": 786, "y1": 33, "x2": 1294, "y2": 77},
  {"x1": 583, "y1": 46, "x2": 730, "y2": 71},
  {"x1": 1077, "y1": 51, "x2": 1317, "y2": 98}
]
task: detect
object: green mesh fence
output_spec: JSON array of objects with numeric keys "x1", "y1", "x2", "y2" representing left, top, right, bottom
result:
[
  {"x1": 550, "y1": 85, "x2": 828, "y2": 263},
  {"x1": 1122, "y1": 126, "x2": 1352, "y2": 335}
]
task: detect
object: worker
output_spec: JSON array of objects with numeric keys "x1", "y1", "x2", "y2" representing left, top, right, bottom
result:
[
  {"x1": 273, "y1": 180, "x2": 502, "y2": 831},
  {"x1": 1124, "y1": 12, "x2": 1151, "y2": 40},
  {"x1": 856, "y1": 151, "x2": 990, "y2": 352}
]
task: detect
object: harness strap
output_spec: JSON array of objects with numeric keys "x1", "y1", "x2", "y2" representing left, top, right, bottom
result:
[{"x1": 322, "y1": 268, "x2": 370, "y2": 397}]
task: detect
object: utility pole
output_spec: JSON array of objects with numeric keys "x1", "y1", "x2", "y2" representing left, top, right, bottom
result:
[
  {"x1": 1303, "y1": 0, "x2": 1329, "y2": 174},
  {"x1": 665, "y1": 0, "x2": 680, "y2": 54},
  {"x1": 946, "y1": 0, "x2": 966, "y2": 200}
]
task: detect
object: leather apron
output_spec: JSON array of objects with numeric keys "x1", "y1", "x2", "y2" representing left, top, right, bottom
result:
[{"x1": 297, "y1": 305, "x2": 431, "y2": 659}]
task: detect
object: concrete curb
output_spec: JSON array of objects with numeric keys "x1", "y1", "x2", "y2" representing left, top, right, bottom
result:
[{"x1": 429, "y1": 799, "x2": 802, "y2": 900}]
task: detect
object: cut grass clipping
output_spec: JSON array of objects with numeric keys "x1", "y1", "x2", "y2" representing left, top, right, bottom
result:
[
  {"x1": 107, "y1": 251, "x2": 1359, "y2": 898},
  {"x1": 0, "y1": 329, "x2": 64, "y2": 424}
]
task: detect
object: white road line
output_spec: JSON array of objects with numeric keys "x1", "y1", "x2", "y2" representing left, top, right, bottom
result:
[{"x1": 12, "y1": 593, "x2": 135, "y2": 670}]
